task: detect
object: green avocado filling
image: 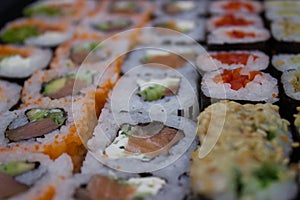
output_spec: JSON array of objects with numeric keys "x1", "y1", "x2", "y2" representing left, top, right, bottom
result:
[
  {"x1": 277, "y1": 9, "x2": 300, "y2": 17},
  {"x1": 24, "y1": 5, "x2": 63, "y2": 17},
  {"x1": 26, "y1": 108, "x2": 67, "y2": 126},
  {"x1": 1, "y1": 26, "x2": 39, "y2": 43},
  {"x1": 290, "y1": 71, "x2": 300, "y2": 92},
  {"x1": 290, "y1": 56, "x2": 300, "y2": 64},
  {"x1": 138, "y1": 85, "x2": 166, "y2": 101},
  {"x1": 94, "y1": 19, "x2": 132, "y2": 32},
  {"x1": 111, "y1": 1, "x2": 137, "y2": 12},
  {"x1": 0, "y1": 161, "x2": 37, "y2": 176},
  {"x1": 43, "y1": 78, "x2": 67, "y2": 96},
  {"x1": 71, "y1": 42, "x2": 100, "y2": 54},
  {"x1": 253, "y1": 163, "x2": 279, "y2": 188}
]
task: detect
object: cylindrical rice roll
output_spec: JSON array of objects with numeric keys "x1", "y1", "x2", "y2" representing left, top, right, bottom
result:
[
  {"x1": 0, "y1": 98, "x2": 86, "y2": 172},
  {"x1": 191, "y1": 101, "x2": 297, "y2": 200},
  {"x1": 23, "y1": 0, "x2": 96, "y2": 23},
  {"x1": 99, "y1": 0, "x2": 154, "y2": 22},
  {"x1": 0, "y1": 45, "x2": 52, "y2": 78},
  {"x1": 0, "y1": 80, "x2": 21, "y2": 113},
  {"x1": 87, "y1": 102, "x2": 197, "y2": 173},
  {"x1": 201, "y1": 68, "x2": 279, "y2": 103},
  {"x1": 51, "y1": 33, "x2": 130, "y2": 71},
  {"x1": 281, "y1": 68, "x2": 300, "y2": 101},
  {"x1": 0, "y1": 150, "x2": 73, "y2": 200},
  {"x1": 141, "y1": 16, "x2": 205, "y2": 44},
  {"x1": 121, "y1": 44, "x2": 203, "y2": 77},
  {"x1": 197, "y1": 50, "x2": 269, "y2": 72},
  {"x1": 207, "y1": 26, "x2": 270, "y2": 51},
  {"x1": 21, "y1": 68, "x2": 98, "y2": 104},
  {"x1": 111, "y1": 66, "x2": 199, "y2": 121},
  {"x1": 0, "y1": 18, "x2": 73, "y2": 47},
  {"x1": 154, "y1": 0, "x2": 207, "y2": 17},
  {"x1": 294, "y1": 107, "x2": 300, "y2": 135},
  {"x1": 206, "y1": 13, "x2": 264, "y2": 32},
  {"x1": 272, "y1": 53, "x2": 300, "y2": 72},
  {"x1": 76, "y1": 13, "x2": 146, "y2": 38},
  {"x1": 265, "y1": 1, "x2": 300, "y2": 21},
  {"x1": 209, "y1": 0, "x2": 263, "y2": 14},
  {"x1": 54, "y1": 165, "x2": 166, "y2": 200}
]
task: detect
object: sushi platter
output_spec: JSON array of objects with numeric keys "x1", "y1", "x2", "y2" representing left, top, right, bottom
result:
[{"x1": 0, "y1": 0, "x2": 299, "y2": 200}]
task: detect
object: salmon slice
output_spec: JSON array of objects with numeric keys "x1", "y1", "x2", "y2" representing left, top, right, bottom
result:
[{"x1": 142, "y1": 53, "x2": 187, "y2": 69}]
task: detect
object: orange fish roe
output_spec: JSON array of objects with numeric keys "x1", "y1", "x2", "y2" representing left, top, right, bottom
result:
[
  {"x1": 35, "y1": 186, "x2": 55, "y2": 200},
  {"x1": 227, "y1": 30, "x2": 256, "y2": 39},
  {"x1": 222, "y1": 1, "x2": 255, "y2": 12},
  {"x1": 213, "y1": 67, "x2": 262, "y2": 90},
  {"x1": 211, "y1": 52, "x2": 258, "y2": 65},
  {"x1": 215, "y1": 14, "x2": 254, "y2": 27}
]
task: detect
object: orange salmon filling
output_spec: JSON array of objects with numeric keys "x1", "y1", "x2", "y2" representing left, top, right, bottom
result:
[
  {"x1": 222, "y1": 2, "x2": 255, "y2": 12},
  {"x1": 0, "y1": 46, "x2": 32, "y2": 58},
  {"x1": 211, "y1": 52, "x2": 258, "y2": 65},
  {"x1": 215, "y1": 14, "x2": 254, "y2": 27},
  {"x1": 227, "y1": 30, "x2": 256, "y2": 39},
  {"x1": 213, "y1": 67, "x2": 262, "y2": 90}
]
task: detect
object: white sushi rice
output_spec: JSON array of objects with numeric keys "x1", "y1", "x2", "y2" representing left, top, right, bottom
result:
[
  {"x1": 0, "y1": 47, "x2": 52, "y2": 78},
  {"x1": 87, "y1": 102, "x2": 197, "y2": 173},
  {"x1": 111, "y1": 66, "x2": 199, "y2": 121},
  {"x1": 208, "y1": 26, "x2": 270, "y2": 45},
  {"x1": 141, "y1": 16, "x2": 205, "y2": 44},
  {"x1": 281, "y1": 69, "x2": 300, "y2": 100},
  {"x1": 271, "y1": 19, "x2": 300, "y2": 42},
  {"x1": 201, "y1": 69, "x2": 279, "y2": 103},
  {"x1": 25, "y1": 31, "x2": 73, "y2": 47},
  {"x1": 197, "y1": 50, "x2": 269, "y2": 72},
  {"x1": 272, "y1": 53, "x2": 300, "y2": 72},
  {"x1": 0, "y1": 80, "x2": 21, "y2": 113},
  {"x1": 154, "y1": 0, "x2": 207, "y2": 17},
  {"x1": 206, "y1": 13, "x2": 264, "y2": 32},
  {"x1": 0, "y1": 151, "x2": 73, "y2": 200}
]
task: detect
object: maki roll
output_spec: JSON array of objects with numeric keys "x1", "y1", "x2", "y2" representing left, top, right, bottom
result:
[
  {"x1": 0, "y1": 151, "x2": 73, "y2": 200},
  {"x1": 197, "y1": 50, "x2": 269, "y2": 72},
  {"x1": 100, "y1": 0, "x2": 154, "y2": 21},
  {"x1": 155, "y1": 0, "x2": 207, "y2": 17},
  {"x1": 206, "y1": 13, "x2": 264, "y2": 32},
  {"x1": 294, "y1": 107, "x2": 300, "y2": 134},
  {"x1": 0, "y1": 80, "x2": 21, "y2": 113},
  {"x1": 201, "y1": 67, "x2": 279, "y2": 103},
  {"x1": 22, "y1": 68, "x2": 96, "y2": 104},
  {"x1": 0, "y1": 18, "x2": 73, "y2": 47},
  {"x1": 210, "y1": 0, "x2": 263, "y2": 14},
  {"x1": 111, "y1": 66, "x2": 199, "y2": 120},
  {"x1": 271, "y1": 19, "x2": 300, "y2": 53},
  {"x1": 191, "y1": 101, "x2": 297, "y2": 200},
  {"x1": 23, "y1": 0, "x2": 96, "y2": 23},
  {"x1": 208, "y1": 26, "x2": 270, "y2": 51},
  {"x1": 272, "y1": 53, "x2": 300, "y2": 72},
  {"x1": 77, "y1": 14, "x2": 145, "y2": 37},
  {"x1": 87, "y1": 102, "x2": 196, "y2": 173},
  {"x1": 265, "y1": 1, "x2": 300, "y2": 21},
  {"x1": 143, "y1": 16, "x2": 205, "y2": 44},
  {"x1": 0, "y1": 45, "x2": 52, "y2": 78},
  {"x1": 281, "y1": 69, "x2": 300, "y2": 101}
]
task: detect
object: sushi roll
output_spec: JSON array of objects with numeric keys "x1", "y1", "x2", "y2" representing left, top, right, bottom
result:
[
  {"x1": 0, "y1": 80, "x2": 21, "y2": 113},
  {"x1": 206, "y1": 13, "x2": 264, "y2": 32},
  {"x1": 142, "y1": 16, "x2": 205, "y2": 44},
  {"x1": 51, "y1": 33, "x2": 130, "y2": 70},
  {"x1": 1, "y1": 18, "x2": 73, "y2": 47},
  {"x1": 0, "y1": 45, "x2": 52, "y2": 78},
  {"x1": 210, "y1": 0, "x2": 263, "y2": 15},
  {"x1": 201, "y1": 67, "x2": 279, "y2": 103},
  {"x1": 272, "y1": 53, "x2": 300, "y2": 72},
  {"x1": 207, "y1": 26, "x2": 270, "y2": 52},
  {"x1": 154, "y1": 0, "x2": 207, "y2": 17},
  {"x1": 191, "y1": 101, "x2": 297, "y2": 200},
  {"x1": 77, "y1": 14, "x2": 145, "y2": 38},
  {"x1": 0, "y1": 150, "x2": 73, "y2": 200},
  {"x1": 265, "y1": 1, "x2": 300, "y2": 21},
  {"x1": 294, "y1": 107, "x2": 300, "y2": 134},
  {"x1": 271, "y1": 19, "x2": 300, "y2": 53},
  {"x1": 281, "y1": 68, "x2": 300, "y2": 101},
  {"x1": 23, "y1": 0, "x2": 96, "y2": 23},
  {"x1": 87, "y1": 102, "x2": 196, "y2": 173},
  {"x1": 100, "y1": 0, "x2": 154, "y2": 21},
  {"x1": 22, "y1": 68, "x2": 96, "y2": 104},
  {"x1": 197, "y1": 50, "x2": 269, "y2": 72},
  {"x1": 111, "y1": 66, "x2": 199, "y2": 120},
  {"x1": 121, "y1": 45, "x2": 203, "y2": 76}
]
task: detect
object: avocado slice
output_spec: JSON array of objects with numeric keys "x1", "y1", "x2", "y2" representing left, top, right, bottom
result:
[
  {"x1": 26, "y1": 108, "x2": 67, "y2": 126},
  {"x1": 1, "y1": 26, "x2": 39, "y2": 43},
  {"x1": 0, "y1": 161, "x2": 38, "y2": 176},
  {"x1": 24, "y1": 5, "x2": 63, "y2": 17},
  {"x1": 43, "y1": 78, "x2": 67, "y2": 97}
]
